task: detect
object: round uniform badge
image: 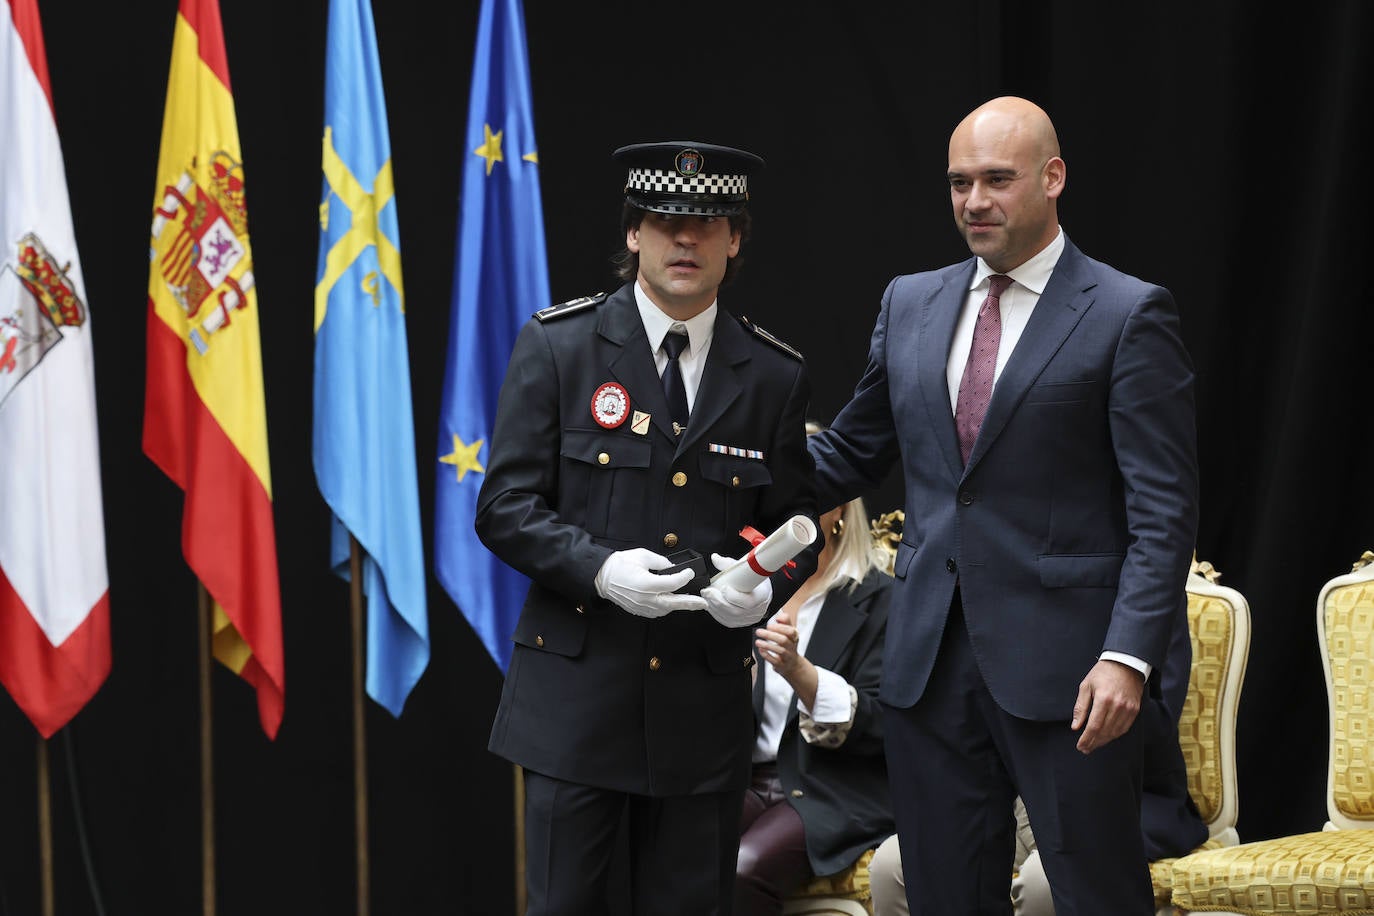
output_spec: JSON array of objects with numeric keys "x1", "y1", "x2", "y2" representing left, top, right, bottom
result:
[
  {"x1": 591, "y1": 382, "x2": 630, "y2": 429},
  {"x1": 675, "y1": 148, "x2": 703, "y2": 177}
]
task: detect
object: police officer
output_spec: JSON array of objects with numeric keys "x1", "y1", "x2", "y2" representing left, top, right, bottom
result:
[{"x1": 476, "y1": 141, "x2": 817, "y2": 915}]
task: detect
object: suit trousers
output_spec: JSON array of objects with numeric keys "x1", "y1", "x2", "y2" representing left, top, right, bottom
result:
[
  {"x1": 882, "y1": 594, "x2": 1152, "y2": 916},
  {"x1": 735, "y1": 762, "x2": 812, "y2": 915},
  {"x1": 523, "y1": 768, "x2": 743, "y2": 915}
]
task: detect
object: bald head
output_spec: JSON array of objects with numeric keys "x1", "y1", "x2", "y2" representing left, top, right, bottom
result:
[
  {"x1": 946, "y1": 96, "x2": 1066, "y2": 273},
  {"x1": 950, "y1": 96, "x2": 1061, "y2": 165}
]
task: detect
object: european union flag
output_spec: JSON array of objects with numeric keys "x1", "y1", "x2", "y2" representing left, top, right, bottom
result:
[
  {"x1": 435, "y1": 0, "x2": 548, "y2": 673},
  {"x1": 313, "y1": 0, "x2": 429, "y2": 714}
]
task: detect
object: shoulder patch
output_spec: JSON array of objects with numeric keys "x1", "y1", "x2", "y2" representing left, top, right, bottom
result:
[
  {"x1": 534, "y1": 291, "x2": 607, "y2": 322},
  {"x1": 739, "y1": 315, "x2": 804, "y2": 361}
]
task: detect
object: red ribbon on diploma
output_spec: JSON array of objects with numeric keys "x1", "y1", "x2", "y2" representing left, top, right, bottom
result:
[{"x1": 738, "y1": 526, "x2": 797, "y2": 580}]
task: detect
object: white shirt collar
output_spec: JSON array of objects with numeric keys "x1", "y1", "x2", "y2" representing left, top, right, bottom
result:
[
  {"x1": 971, "y1": 226, "x2": 1065, "y2": 297},
  {"x1": 633, "y1": 282, "x2": 717, "y2": 356}
]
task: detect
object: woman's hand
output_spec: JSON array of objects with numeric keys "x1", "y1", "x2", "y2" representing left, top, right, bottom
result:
[{"x1": 756, "y1": 608, "x2": 818, "y2": 707}]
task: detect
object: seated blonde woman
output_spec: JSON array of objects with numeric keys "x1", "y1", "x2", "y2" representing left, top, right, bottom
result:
[{"x1": 734, "y1": 423, "x2": 896, "y2": 915}]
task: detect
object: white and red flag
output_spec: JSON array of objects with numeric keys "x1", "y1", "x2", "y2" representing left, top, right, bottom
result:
[{"x1": 0, "y1": 0, "x2": 112, "y2": 737}]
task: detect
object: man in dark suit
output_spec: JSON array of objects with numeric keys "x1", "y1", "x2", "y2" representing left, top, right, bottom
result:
[
  {"x1": 868, "y1": 593, "x2": 1208, "y2": 914},
  {"x1": 807, "y1": 96, "x2": 1199, "y2": 914},
  {"x1": 476, "y1": 141, "x2": 817, "y2": 915}
]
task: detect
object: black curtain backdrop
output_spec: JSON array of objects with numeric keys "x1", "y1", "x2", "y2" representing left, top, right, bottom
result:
[{"x1": 2, "y1": 1, "x2": 1371, "y2": 913}]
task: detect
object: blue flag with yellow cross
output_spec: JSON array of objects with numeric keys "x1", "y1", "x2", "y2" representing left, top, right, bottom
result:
[
  {"x1": 435, "y1": 0, "x2": 549, "y2": 673},
  {"x1": 313, "y1": 0, "x2": 429, "y2": 715}
]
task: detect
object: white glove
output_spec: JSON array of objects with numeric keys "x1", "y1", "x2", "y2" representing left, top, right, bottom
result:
[
  {"x1": 700, "y1": 552, "x2": 773, "y2": 628},
  {"x1": 595, "y1": 548, "x2": 708, "y2": 618}
]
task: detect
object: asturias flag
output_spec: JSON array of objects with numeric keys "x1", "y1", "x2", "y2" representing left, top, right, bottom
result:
[
  {"x1": 145, "y1": 0, "x2": 285, "y2": 738},
  {"x1": 435, "y1": 0, "x2": 549, "y2": 673},
  {"x1": 0, "y1": 0, "x2": 112, "y2": 738},
  {"x1": 314, "y1": 0, "x2": 428, "y2": 716}
]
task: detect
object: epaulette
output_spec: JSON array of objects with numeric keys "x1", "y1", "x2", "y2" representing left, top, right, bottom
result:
[
  {"x1": 739, "y1": 315, "x2": 804, "y2": 361},
  {"x1": 534, "y1": 292, "x2": 607, "y2": 322}
]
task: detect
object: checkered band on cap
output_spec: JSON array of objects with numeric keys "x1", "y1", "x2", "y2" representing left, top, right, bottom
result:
[{"x1": 626, "y1": 167, "x2": 749, "y2": 198}]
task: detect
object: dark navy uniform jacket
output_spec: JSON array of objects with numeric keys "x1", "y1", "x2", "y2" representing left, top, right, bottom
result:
[{"x1": 477, "y1": 282, "x2": 817, "y2": 796}]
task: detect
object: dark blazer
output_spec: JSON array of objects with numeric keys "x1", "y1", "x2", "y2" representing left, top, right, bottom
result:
[
  {"x1": 478, "y1": 283, "x2": 817, "y2": 796},
  {"x1": 809, "y1": 238, "x2": 1199, "y2": 721},
  {"x1": 756, "y1": 569, "x2": 895, "y2": 876}
]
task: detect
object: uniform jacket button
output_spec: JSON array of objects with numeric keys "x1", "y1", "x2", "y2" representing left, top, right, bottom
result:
[
  {"x1": 575, "y1": 603, "x2": 585, "y2": 614},
  {"x1": 743, "y1": 656, "x2": 754, "y2": 669},
  {"x1": 790, "y1": 789, "x2": 804, "y2": 799},
  {"x1": 649, "y1": 656, "x2": 661, "y2": 671},
  {"x1": 535, "y1": 635, "x2": 544, "y2": 647},
  {"x1": 732, "y1": 476, "x2": 741, "y2": 487},
  {"x1": 672, "y1": 471, "x2": 687, "y2": 487},
  {"x1": 597, "y1": 452, "x2": 610, "y2": 465},
  {"x1": 663, "y1": 533, "x2": 679, "y2": 548}
]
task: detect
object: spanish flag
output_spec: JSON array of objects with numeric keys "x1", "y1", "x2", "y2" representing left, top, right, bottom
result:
[
  {"x1": 144, "y1": 0, "x2": 285, "y2": 738},
  {"x1": 0, "y1": 0, "x2": 112, "y2": 738}
]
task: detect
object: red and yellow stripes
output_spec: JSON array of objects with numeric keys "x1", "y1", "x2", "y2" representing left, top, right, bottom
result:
[{"x1": 144, "y1": 0, "x2": 284, "y2": 738}]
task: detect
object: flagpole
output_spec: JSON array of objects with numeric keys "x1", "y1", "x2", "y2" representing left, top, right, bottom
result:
[
  {"x1": 514, "y1": 763, "x2": 525, "y2": 916},
  {"x1": 349, "y1": 536, "x2": 370, "y2": 916},
  {"x1": 37, "y1": 736, "x2": 54, "y2": 916},
  {"x1": 197, "y1": 582, "x2": 216, "y2": 916}
]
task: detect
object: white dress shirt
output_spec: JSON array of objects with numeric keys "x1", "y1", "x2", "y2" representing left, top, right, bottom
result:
[{"x1": 634, "y1": 282, "x2": 715, "y2": 412}]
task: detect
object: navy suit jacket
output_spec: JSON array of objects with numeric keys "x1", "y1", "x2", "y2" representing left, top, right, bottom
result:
[{"x1": 809, "y1": 238, "x2": 1198, "y2": 721}]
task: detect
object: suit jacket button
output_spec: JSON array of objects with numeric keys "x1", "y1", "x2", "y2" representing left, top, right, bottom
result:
[
  {"x1": 649, "y1": 656, "x2": 661, "y2": 671},
  {"x1": 535, "y1": 635, "x2": 544, "y2": 647},
  {"x1": 959, "y1": 491, "x2": 974, "y2": 506},
  {"x1": 790, "y1": 789, "x2": 804, "y2": 799},
  {"x1": 575, "y1": 603, "x2": 585, "y2": 614},
  {"x1": 597, "y1": 452, "x2": 610, "y2": 465},
  {"x1": 946, "y1": 557, "x2": 957, "y2": 573},
  {"x1": 672, "y1": 471, "x2": 687, "y2": 487},
  {"x1": 663, "y1": 533, "x2": 679, "y2": 548}
]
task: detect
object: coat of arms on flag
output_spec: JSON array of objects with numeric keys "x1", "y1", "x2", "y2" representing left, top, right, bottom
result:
[
  {"x1": 149, "y1": 151, "x2": 255, "y2": 356},
  {"x1": 0, "y1": 232, "x2": 86, "y2": 409}
]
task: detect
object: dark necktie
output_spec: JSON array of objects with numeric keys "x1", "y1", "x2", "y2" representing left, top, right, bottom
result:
[
  {"x1": 954, "y1": 274, "x2": 1012, "y2": 464},
  {"x1": 661, "y1": 330, "x2": 690, "y2": 431}
]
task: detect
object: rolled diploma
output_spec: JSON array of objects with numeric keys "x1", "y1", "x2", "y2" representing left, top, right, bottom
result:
[{"x1": 709, "y1": 515, "x2": 817, "y2": 592}]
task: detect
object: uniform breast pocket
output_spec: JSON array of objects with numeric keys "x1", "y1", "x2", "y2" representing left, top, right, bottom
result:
[
  {"x1": 698, "y1": 451, "x2": 772, "y2": 532},
  {"x1": 561, "y1": 428, "x2": 651, "y2": 539}
]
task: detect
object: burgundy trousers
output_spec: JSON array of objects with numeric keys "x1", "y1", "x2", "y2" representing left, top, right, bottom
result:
[{"x1": 735, "y1": 762, "x2": 813, "y2": 916}]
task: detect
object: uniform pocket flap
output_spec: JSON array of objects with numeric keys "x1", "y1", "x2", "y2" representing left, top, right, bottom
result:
[
  {"x1": 561, "y1": 428, "x2": 651, "y2": 469},
  {"x1": 1037, "y1": 553, "x2": 1125, "y2": 588},
  {"x1": 699, "y1": 451, "x2": 772, "y2": 489},
  {"x1": 511, "y1": 606, "x2": 587, "y2": 658}
]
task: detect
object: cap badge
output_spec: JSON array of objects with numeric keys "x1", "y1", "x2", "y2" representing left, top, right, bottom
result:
[
  {"x1": 591, "y1": 382, "x2": 630, "y2": 429},
  {"x1": 674, "y1": 149, "x2": 703, "y2": 177}
]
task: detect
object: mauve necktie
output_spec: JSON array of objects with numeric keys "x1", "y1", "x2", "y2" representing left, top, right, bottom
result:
[
  {"x1": 661, "y1": 330, "x2": 690, "y2": 430},
  {"x1": 954, "y1": 274, "x2": 1012, "y2": 464}
]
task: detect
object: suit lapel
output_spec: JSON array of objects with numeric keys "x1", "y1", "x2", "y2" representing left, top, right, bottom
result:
[
  {"x1": 675, "y1": 310, "x2": 746, "y2": 458},
  {"x1": 601, "y1": 287, "x2": 680, "y2": 442},
  {"x1": 919, "y1": 263, "x2": 976, "y2": 479},
  {"x1": 804, "y1": 576, "x2": 876, "y2": 671},
  {"x1": 966, "y1": 244, "x2": 1096, "y2": 471}
]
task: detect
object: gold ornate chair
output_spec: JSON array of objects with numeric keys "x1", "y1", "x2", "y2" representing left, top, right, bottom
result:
[
  {"x1": 781, "y1": 511, "x2": 904, "y2": 916},
  {"x1": 1170, "y1": 550, "x2": 1374, "y2": 915},
  {"x1": 1142, "y1": 556, "x2": 1253, "y2": 913}
]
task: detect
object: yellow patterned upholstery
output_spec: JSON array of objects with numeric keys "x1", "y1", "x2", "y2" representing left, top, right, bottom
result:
[
  {"x1": 785, "y1": 851, "x2": 868, "y2": 911},
  {"x1": 1183, "y1": 559, "x2": 1252, "y2": 841},
  {"x1": 1171, "y1": 552, "x2": 1374, "y2": 915}
]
